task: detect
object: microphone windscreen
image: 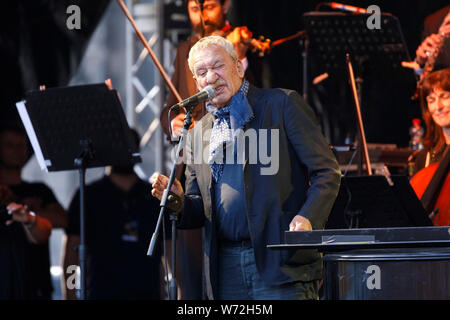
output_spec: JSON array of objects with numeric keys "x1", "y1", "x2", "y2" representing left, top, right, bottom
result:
[{"x1": 204, "y1": 85, "x2": 216, "y2": 100}]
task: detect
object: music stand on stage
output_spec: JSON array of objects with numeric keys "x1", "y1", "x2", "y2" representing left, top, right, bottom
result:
[
  {"x1": 302, "y1": 12, "x2": 412, "y2": 75},
  {"x1": 326, "y1": 175, "x2": 432, "y2": 229},
  {"x1": 303, "y1": 12, "x2": 414, "y2": 173},
  {"x1": 16, "y1": 83, "x2": 141, "y2": 300}
]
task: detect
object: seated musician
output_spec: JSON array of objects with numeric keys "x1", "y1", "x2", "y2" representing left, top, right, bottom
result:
[{"x1": 409, "y1": 68, "x2": 449, "y2": 225}]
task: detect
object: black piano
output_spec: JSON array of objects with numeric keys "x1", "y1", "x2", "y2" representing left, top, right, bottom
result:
[{"x1": 269, "y1": 175, "x2": 450, "y2": 300}]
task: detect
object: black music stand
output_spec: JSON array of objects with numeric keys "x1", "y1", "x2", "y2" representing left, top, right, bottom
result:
[
  {"x1": 302, "y1": 12, "x2": 411, "y2": 74},
  {"x1": 326, "y1": 175, "x2": 432, "y2": 229},
  {"x1": 302, "y1": 12, "x2": 413, "y2": 163},
  {"x1": 16, "y1": 83, "x2": 141, "y2": 300}
]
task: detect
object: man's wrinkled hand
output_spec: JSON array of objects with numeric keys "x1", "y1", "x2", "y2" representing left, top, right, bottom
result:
[
  {"x1": 289, "y1": 215, "x2": 312, "y2": 231},
  {"x1": 150, "y1": 172, "x2": 184, "y2": 201}
]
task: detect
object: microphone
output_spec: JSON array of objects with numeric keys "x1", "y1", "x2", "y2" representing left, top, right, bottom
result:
[
  {"x1": 170, "y1": 85, "x2": 216, "y2": 111},
  {"x1": 329, "y1": 2, "x2": 367, "y2": 14}
]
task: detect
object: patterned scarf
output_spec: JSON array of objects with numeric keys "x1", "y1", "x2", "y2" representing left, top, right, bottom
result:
[{"x1": 206, "y1": 80, "x2": 253, "y2": 182}]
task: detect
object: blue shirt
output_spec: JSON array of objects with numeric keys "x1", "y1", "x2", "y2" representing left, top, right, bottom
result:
[
  {"x1": 214, "y1": 161, "x2": 250, "y2": 241},
  {"x1": 210, "y1": 80, "x2": 253, "y2": 241}
]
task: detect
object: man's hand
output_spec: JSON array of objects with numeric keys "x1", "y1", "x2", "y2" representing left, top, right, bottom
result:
[
  {"x1": 415, "y1": 33, "x2": 443, "y2": 65},
  {"x1": 289, "y1": 215, "x2": 313, "y2": 231},
  {"x1": 170, "y1": 112, "x2": 194, "y2": 139},
  {"x1": 6, "y1": 203, "x2": 36, "y2": 226},
  {"x1": 226, "y1": 26, "x2": 252, "y2": 60},
  {"x1": 415, "y1": 12, "x2": 450, "y2": 66},
  {"x1": 150, "y1": 172, "x2": 184, "y2": 201},
  {"x1": 6, "y1": 202, "x2": 52, "y2": 243}
]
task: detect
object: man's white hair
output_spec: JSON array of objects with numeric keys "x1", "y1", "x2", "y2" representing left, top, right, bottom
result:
[{"x1": 188, "y1": 36, "x2": 238, "y2": 75}]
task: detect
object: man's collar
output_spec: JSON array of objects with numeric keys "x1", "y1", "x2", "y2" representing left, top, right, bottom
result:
[{"x1": 240, "y1": 79, "x2": 250, "y2": 96}]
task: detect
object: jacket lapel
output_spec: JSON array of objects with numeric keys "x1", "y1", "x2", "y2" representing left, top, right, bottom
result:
[
  {"x1": 200, "y1": 113, "x2": 214, "y2": 196},
  {"x1": 243, "y1": 85, "x2": 263, "y2": 172}
]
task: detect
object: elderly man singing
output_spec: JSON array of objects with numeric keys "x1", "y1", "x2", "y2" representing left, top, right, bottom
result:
[{"x1": 151, "y1": 36, "x2": 340, "y2": 300}]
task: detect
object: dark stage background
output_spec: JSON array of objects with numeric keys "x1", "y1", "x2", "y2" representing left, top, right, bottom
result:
[
  {"x1": 1, "y1": 0, "x2": 448, "y2": 147},
  {"x1": 229, "y1": 0, "x2": 449, "y2": 146}
]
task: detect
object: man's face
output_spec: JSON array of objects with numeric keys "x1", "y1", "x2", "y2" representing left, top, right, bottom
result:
[
  {"x1": 187, "y1": 0, "x2": 227, "y2": 36},
  {"x1": 192, "y1": 44, "x2": 244, "y2": 109},
  {"x1": 427, "y1": 88, "x2": 450, "y2": 129},
  {"x1": 0, "y1": 131, "x2": 29, "y2": 170},
  {"x1": 187, "y1": 0, "x2": 203, "y2": 35}
]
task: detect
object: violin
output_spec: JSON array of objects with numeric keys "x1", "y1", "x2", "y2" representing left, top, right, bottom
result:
[
  {"x1": 214, "y1": 26, "x2": 306, "y2": 58},
  {"x1": 116, "y1": 0, "x2": 305, "y2": 101},
  {"x1": 249, "y1": 36, "x2": 272, "y2": 57},
  {"x1": 410, "y1": 148, "x2": 450, "y2": 226},
  {"x1": 211, "y1": 26, "x2": 271, "y2": 57}
]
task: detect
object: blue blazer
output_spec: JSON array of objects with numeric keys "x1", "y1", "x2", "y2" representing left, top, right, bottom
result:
[{"x1": 178, "y1": 85, "x2": 341, "y2": 299}]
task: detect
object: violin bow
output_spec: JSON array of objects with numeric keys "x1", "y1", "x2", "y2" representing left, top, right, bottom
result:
[{"x1": 115, "y1": 0, "x2": 183, "y2": 103}]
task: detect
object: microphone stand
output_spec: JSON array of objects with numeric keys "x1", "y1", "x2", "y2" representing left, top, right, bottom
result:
[
  {"x1": 147, "y1": 108, "x2": 193, "y2": 300},
  {"x1": 300, "y1": 34, "x2": 309, "y2": 101}
]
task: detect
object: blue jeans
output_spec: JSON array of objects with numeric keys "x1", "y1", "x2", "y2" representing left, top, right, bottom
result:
[{"x1": 217, "y1": 242, "x2": 319, "y2": 300}]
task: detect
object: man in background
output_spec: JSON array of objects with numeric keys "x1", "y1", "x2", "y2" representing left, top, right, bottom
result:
[{"x1": 162, "y1": 0, "x2": 260, "y2": 141}]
